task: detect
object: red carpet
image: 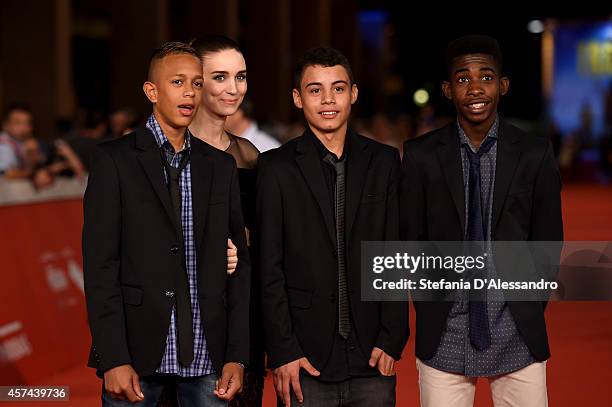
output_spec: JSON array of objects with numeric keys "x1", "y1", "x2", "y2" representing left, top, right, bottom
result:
[
  {"x1": 262, "y1": 184, "x2": 612, "y2": 406},
  {"x1": 5, "y1": 184, "x2": 611, "y2": 406}
]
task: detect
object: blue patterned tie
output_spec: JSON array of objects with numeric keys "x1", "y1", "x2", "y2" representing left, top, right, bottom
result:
[{"x1": 464, "y1": 137, "x2": 495, "y2": 351}]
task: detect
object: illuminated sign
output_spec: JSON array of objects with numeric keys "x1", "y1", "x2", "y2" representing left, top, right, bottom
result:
[{"x1": 577, "y1": 40, "x2": 612, "y2": 76}]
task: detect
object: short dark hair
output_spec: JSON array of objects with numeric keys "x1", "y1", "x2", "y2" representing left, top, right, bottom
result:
[
  {"x1": 2, "y1": 103, "x2": 32, "y2": 122},
  {"x1": 147, "y1": 41, "x2": 201, "y2": 80},
  {"x1": 445, "y1": 35, "x2": 503, "y2": 76},
  {"x1": 190, "y1": 35, "x2": 242, "y2": 59},
  {"x1": 294, "y1": 47, "x2": 354, "y2": 90}
]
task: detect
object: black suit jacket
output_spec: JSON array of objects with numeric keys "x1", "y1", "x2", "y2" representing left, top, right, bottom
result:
[
  {"x1": 83, "y1": 125, "x2": 250, "y2": 376},
  {"x1": 400, "y1": 119, "x2": 563, "y2": 362},
  {"x1": 257, "y1": 129, "x2": 409, "y2": 370}
]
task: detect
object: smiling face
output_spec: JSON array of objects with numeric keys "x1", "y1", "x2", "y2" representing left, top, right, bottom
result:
[
  {"x1": 200, "y1": 49, "x2": 247, "y2": 118},
  {"x1": 143, "y1": 53, "x2": 203, "y2": 131},
  {"x1": 442, "y1": 53, "x2": 508, "y2": 131},
  {"x1": 293, "y1": 64, "x2": 358, "y2": 137}
]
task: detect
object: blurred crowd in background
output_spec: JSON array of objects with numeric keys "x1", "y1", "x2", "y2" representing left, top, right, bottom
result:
[
  {"x1": 2, "y1": 2, "x2": 612, "y2": 190},
  {"x1": 2, "y1": 94, "x2": 612, "y2": 189}
]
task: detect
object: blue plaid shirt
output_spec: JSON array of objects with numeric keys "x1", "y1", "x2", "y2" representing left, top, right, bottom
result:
[{"x1": 146, "y1": 114, "x2": 214, "y2": 376}]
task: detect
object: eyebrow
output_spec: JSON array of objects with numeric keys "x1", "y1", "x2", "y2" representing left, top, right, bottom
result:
[
  {"x1": 305, "y1": 80, "x2": 349, "y2": 87},
  {"x1": 210, "y1": 70, "x2": 247, "y2": 75},
  {"x1": 169, "y1": 73, "x2": 203, "y2": 80},
  {"x1": 453, "y1": 67, "x2": 496, "y2": 75}
]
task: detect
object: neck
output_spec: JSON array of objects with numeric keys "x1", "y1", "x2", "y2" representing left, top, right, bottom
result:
[
  {"x1": 189, "y1": 108, "x2": 229, "y2": 150},
  {"x1": 310, "y1": 122, "x2": 347, "y2": 157},
  {"x1": 153, "y1": 111, "x2": 185, "y2": 151},
  {"x1": 459, "y1": 114, "x2": 497, "y2": 148}
]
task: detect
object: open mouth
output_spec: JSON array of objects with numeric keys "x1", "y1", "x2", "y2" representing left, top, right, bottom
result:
[
  {"x1": 465, "y1": 101, "x2": 489, "y2": 112},
  {"x1": 178, "y1": 104, "x2": 194, "y2": 116},
  {"x1": 319, "y1": 111, "x2": 339, "y2": 118}
]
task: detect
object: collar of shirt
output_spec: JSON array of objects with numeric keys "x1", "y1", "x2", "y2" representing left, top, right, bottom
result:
[
  {"x1": 456, "y1": 114, "x2": 499, "y2": 153},
  {"x1": 308, "y1": 127, "x2": 349, "y2": 162},
  {"x1": 0, "y1": 131, "x2": 24, "y2": 149},
  {"x1": 146, "y1": 114, "x2": 192, "y2": 155},
  {"x1": 241, "y1": 122, "x2": 258, "y2": 143}
]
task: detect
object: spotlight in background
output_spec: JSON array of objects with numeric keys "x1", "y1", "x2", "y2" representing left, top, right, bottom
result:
[
  {"x1": 413, "y1": 89, "x2": 429, "y2": 107},
  {"x1": 527, "y1": 20, "x2": 545, "y2": 34}
]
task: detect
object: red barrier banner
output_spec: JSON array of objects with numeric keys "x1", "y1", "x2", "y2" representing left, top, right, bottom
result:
[{"x1": 0, "y1": 198, "x2": 89, "y2": 385}]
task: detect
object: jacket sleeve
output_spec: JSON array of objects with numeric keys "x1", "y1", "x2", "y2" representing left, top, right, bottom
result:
[
  {"x1": 375, "y1": 150, "x2": 410, "y2": 360},
  {"x1": 529, "y1": 141, "x2": 563, "y2": 307},
  {"x1": 83, "y1": 145, "x2": 131, "y2": 372},
  {"x1": 530, "y1": 141, "x2": 563, "y2": 242},
  {"x1": 225, "y1": 160, "x2": 251, "y2": 365},
  {"x1": 256, "y1": 155, "x2": 304, "y2": 369}
]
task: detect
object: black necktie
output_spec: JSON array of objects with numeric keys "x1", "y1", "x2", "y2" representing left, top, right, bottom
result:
[
  {"x1": 162, "y1": 152, "x2": 194, "y2": 366},
  {"x1": 464, "y1": 136, "x2": 495, "y2": 351},
  {"x1": 323, "y1": 154, "x2": 350, "y2": 339}
]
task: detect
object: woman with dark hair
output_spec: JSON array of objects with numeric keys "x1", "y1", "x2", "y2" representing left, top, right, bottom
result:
[{"x1": 189, "y1": 34, "x2": 263, "y2": 407}]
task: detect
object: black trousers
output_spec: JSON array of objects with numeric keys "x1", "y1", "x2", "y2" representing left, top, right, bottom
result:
[{"x1": 278, "y1": 373, "x2": 396, "y2": 407}]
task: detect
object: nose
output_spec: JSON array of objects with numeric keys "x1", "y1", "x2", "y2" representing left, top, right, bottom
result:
[
  {"x1": 467, "y1": 81, "x2": 484, "y2": 96},
  {"x1": 226, "y1": 79, "x2": 237, "y2": 95},
  {"x1": 322, "y1": 88, "x2": 335, "y2": 104},
  {"x1": 184, "y1": 84, "x2": 196, "y2": 98}
]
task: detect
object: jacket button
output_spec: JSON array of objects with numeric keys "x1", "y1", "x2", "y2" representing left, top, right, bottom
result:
[
  {"x1": 170, "y1": 246, "x2": 179, "y2": 254},
  {"x1": 165, "y1": 291, "x2": 175, "y2": 298}
]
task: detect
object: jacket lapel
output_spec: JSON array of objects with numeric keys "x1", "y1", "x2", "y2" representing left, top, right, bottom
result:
[
  {"x1": 295, "y1": 134, "x2": 336, "y2": 248},
  {"x1": 436, "y1": 126, "x2": 466, "y2": 236},
  {"x1": 491, "y1": 121, "x2": 521, "y2": 237},
  {"x1": 189, "y1": 141, "x2": 213, "y2": 259},
  {"x1": 135, "y1": 127, "x2": 181, "y2": 236},
  {"x1": 345, "y1": 131, "x2": 371, "y2": 240}
]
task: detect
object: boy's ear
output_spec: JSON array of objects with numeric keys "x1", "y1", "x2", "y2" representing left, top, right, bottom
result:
[
  {"x1": 500, "y1": 76, "x2": 510, "y2": 96},
  {"x1": 442, "y1": 81, "x2": 452, "y2": 100},
  {"x1": 143, "y1": 81, "x2": 158, "y2": 103},
  {"x1": 350, "y1": 83, "x2": 358, "y2": 105},
  {"x1": 292, "y1": 88, "x2": 303, "y2": 109}
]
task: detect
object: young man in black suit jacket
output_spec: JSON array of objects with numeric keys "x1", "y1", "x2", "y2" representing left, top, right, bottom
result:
[
  {"x1": 257, "y1": 47, "x2": 409, "y2": 407},
  {"x1": 400, "y1": 36, "x2": 562, "y2": 406},
  {"x1": 83, "y1": 42, "x2": 250, "y2": 406}
]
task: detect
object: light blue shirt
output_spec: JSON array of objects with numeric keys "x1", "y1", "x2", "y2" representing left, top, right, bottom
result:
[{"x1": 0, "y1": 132, "x2": 21, "y2": 173}]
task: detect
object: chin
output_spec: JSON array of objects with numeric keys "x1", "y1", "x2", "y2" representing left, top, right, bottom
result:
[
  {"x1": 221, "y1": 107, "x2": 239, "y2": 117},
  {"x1": 316, "y1": 117, "x2": 339, "y2": 127},
  {"x1": 463, "y1": 111, "x2": 492, "y2": 124},
  {"x1": 206, "y1": 106, "x2": 232, "y2": 118},
  {"x1": 326, "y1": 122, "x2": 344, "y2": 132},
  {"x1": 171, "y1": 117, "x2": 192, "y2": 129},
  {"x1": 315, "y1": 123, "x2": 340, "y2": 134}
]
